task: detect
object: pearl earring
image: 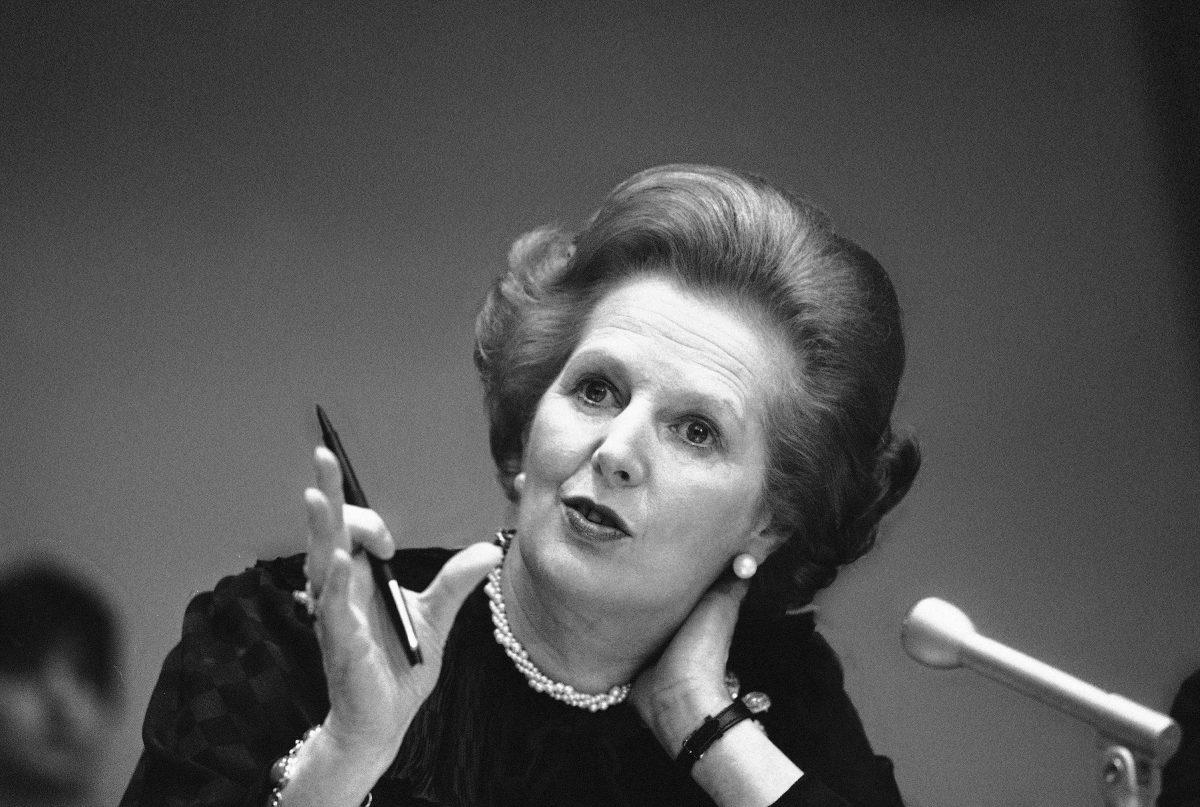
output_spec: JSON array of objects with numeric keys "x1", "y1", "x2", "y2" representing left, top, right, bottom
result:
[
  {"x1": 732, "y1": 553, "x2": 758, "y2": 580},
  {"x1": 513, "y1": 472, "x2": 526, "y2": 495}
]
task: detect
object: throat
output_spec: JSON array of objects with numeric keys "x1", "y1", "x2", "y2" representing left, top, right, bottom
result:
[{"x1": 488, "y1": 537, "x2": 642, "y2": 709}]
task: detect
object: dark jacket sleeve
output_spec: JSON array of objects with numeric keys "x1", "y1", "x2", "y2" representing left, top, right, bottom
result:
[
  {"x1": 121, "y1": 549, "x2": 453, "y2": 807},
  {"x1": 120, "y1": 555, "x2": 328, "y2": 807},
  {"x1": 734, "y1": 614, "x2": 905, "y2": 807}
]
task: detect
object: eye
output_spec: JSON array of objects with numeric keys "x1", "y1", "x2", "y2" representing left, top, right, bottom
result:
[
  {"x1": 678, "y1": 417, "x2": 718, "y2": 448},
  {"x1": 574, "y1": 376, "x2": 618, "y2": 408}
]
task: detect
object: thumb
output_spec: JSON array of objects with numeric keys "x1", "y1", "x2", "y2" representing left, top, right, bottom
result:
[{"x1": 419, "y1": 541, "x2": 503, "y2": 625}]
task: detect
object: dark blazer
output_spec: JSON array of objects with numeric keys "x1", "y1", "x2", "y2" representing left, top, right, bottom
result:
[{"x1": 122, "y1": 548, "x2": 904, "y2": 806}]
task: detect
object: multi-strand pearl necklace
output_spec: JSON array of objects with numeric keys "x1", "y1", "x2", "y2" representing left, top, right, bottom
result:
[{"x1": 484, "y1": 531, "x2": 631, "y2": 712}]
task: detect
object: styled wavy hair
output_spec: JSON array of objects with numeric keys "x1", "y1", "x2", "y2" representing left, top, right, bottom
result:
[{"x1": 473, "y1": 164, "x2": 920, "y2": 612}]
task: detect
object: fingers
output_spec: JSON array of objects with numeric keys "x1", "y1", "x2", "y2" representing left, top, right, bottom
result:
[
  {"x1": 420, "y1": 541, "x2": 503, "y2": 624},
  {"x1": 313, "y1": 445, "x2": 395, "y2": 558},
  {"x1": 706, "y1": 575, "x2": 750, "y2": 615},
  {"x1": 305, "y1": 447, "x2": 396, "y2": 595},
  {"x1": 673, "y1": 576, "x2": 749, "y2": 661},
  {"x1": 304, "y1": 487, "x2": 338, "y2": 593},
  {"x1": 343, "y1": 505, "x2": 396, "y2": 560},
  {"x1": 313, "y1": 447, "x2": 346, "y2": 534},
  {"x1": 316, "y1": 547, "x2": 357, "y2": 639},
  {"x1": 306, "y1": 495, "x2": 395, "y2": 559},
  {"x1": 306, "y1": 448, "x2": 349, "y2": 581},
  {"x1": 702, "y1": 576, "x2": 750, "y2": 632}
]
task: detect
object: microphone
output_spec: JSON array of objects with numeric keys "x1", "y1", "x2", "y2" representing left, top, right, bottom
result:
[{"x1": 901, "y1": 597, "x2": 1180, "y2": 764}]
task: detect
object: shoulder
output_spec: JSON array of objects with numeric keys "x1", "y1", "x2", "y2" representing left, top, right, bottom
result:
[
  {"x1": 182, "y1": 553, "x2": 306, "y2": 646},
  {"x1": 387, "y1": 546, "x2": 459, "y2": 591},
  {"x1": 732, "y1": 610, "x2": 845, "y2": 690},
  {"x1": 730, "y1": 611, "x2": 856, "y2": 741},
  {"x1": 732, "y1": 615, "x2": 905, "y2": 804},
  {"x1": 171, "y1": 554, "x2": 317, "y2": 693},
  {"x1": 1170, "y1": 667, "x2": 1200, "y2": 722},
  {"x1": 133, "y1": 548, "x2": 463, "y2": 775},
  {"x1": 222, "y1": 546, "x2": 459, "y2": 595},
  {"x1": 205, "y1": 545, "x2": 459, "y2": 606},
  {"x1": 177, "y1": 547, "x2": 458, "y2": 662},
  {"x1": 730, "y1": 612, "x2": 860, "y2": 749}
]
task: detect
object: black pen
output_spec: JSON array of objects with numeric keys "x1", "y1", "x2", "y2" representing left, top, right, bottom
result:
[{"x1": 316, "y1": 405, "x2": 423, "y2": 666}]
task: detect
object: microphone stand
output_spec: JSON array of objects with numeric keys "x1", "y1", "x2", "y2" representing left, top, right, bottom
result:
[
  {"x1": 1099, "y1": 742, "x2": 1153, "y2": 807},
  {"x1": 901, "y1": 598, "x2": 1180, "y2": 807}
]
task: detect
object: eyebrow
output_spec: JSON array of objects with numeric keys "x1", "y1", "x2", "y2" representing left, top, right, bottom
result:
[{"x1": 674, "y1": 390, "x2": 747, "y2": 428}]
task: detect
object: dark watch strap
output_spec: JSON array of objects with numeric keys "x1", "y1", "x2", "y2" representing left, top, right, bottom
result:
[{"x1": 676, "y1": 699, "x2": 754, "y2": 773}]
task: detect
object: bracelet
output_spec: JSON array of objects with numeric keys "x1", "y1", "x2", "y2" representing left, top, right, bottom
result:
[
  {"x1": 676, "y1": 699, "x2": 754, "y2": 774},
  {"x1": 267, "y1": 726, "x2": 319, "y2": 807},
  {"x1": 266, "y1": 725, "x2": 373, "y2": 807}
]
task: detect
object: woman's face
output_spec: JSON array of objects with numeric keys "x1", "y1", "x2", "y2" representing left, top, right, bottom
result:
[{"x1": 514, "y1": 274, "x2": 788, "y2": 622}]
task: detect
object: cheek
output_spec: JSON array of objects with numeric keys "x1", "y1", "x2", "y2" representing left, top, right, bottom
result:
[
  {"x1": 0, "y1": 683, "x2": 46, "y2": 736},
  {"x1": 664, "y1": 468, "x2": 764, "y2": 543},
  {"x1": 523, "y1": 397, "x2": 590, "y2": 481}
]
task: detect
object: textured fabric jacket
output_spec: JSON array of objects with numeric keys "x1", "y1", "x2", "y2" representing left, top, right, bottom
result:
[{"x1": 122, "y1": 548, "x2": 905, "y2": 806}]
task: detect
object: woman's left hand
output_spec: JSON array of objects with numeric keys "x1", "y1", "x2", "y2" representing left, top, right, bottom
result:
[{"x1": 630, "y1": 576, "x2": 749, "y2": 754}]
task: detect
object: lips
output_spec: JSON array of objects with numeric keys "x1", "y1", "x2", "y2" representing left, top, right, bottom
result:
[{"x1": 561, "y1": 496, "x2": 630, "y2": 539}]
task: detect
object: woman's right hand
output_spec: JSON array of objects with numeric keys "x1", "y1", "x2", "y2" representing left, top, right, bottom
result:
[{"x1": 303, "y1": 446, "x2": 501, "y2": 762}]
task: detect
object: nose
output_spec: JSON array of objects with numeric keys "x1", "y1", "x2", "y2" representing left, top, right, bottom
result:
[
  {"x1": 591, "y1": 407, "x2": 649, "y2": 487},
  {"x1": 42, "y1": 662, "x2": 105, "y2": 744}
]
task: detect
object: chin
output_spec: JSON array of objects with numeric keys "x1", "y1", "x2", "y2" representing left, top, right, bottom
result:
[{"x1": 519, "y1": 525, "x2": 623, "y2": 595}]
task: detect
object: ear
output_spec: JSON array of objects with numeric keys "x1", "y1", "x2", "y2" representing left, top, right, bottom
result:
[{"x1": 745, "y1": 516, "x2": 787, "y2": 562}]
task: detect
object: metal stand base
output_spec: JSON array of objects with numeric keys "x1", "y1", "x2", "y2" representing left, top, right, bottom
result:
[{"x1": 1101, "y1": 743, "x2": 1162, "y2": 807}]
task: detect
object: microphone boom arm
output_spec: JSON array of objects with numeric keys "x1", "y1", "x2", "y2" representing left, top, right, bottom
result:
[{"x1": 901, "y1": 597, "x2": 1180, "y2": 807}]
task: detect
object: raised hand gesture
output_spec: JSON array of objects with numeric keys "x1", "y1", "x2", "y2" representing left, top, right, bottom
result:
[{"x1": 293, "y1": 447, "x2": 500, "y2": 800}]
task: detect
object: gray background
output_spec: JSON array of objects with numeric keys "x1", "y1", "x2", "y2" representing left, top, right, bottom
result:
[{"x1": 3, "y1": 2, "x2": 1197, "y2": 805}]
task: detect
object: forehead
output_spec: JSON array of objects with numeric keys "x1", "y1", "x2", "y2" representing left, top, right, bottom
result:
[{"x1": 577, "y1": 275, "x2": 792, "y2": 414}]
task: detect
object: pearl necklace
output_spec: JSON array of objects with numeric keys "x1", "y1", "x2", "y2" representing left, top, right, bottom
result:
[{"x1": 484, "y1": 531, "x2": 631, "y2": 712}]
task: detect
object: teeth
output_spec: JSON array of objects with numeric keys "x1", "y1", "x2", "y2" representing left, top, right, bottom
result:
[{"x1": 567, "y1": 500, "x2": 621, "y2": 531}]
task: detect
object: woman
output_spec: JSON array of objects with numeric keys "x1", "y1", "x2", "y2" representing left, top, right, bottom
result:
[{"x1": 123, "y1": 164, "x2": 920, "y2": 806}]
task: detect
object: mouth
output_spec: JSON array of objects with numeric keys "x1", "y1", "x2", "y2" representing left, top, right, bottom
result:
[{"x1": 561, "y1": 496, "x2": 631, "y2": 540}]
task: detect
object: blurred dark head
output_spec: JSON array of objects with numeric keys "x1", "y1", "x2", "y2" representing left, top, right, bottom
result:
[
  {"x1": 0, "y1": 561, "x2": 122, "y2": 802},
  {"x1": 0, "y1": 561, "x2": 121, "y2": 703}
]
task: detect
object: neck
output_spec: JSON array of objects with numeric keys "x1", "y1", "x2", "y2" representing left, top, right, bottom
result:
[{"x1": 500, "y1": 544, "x2": 673, "y2": 695}]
